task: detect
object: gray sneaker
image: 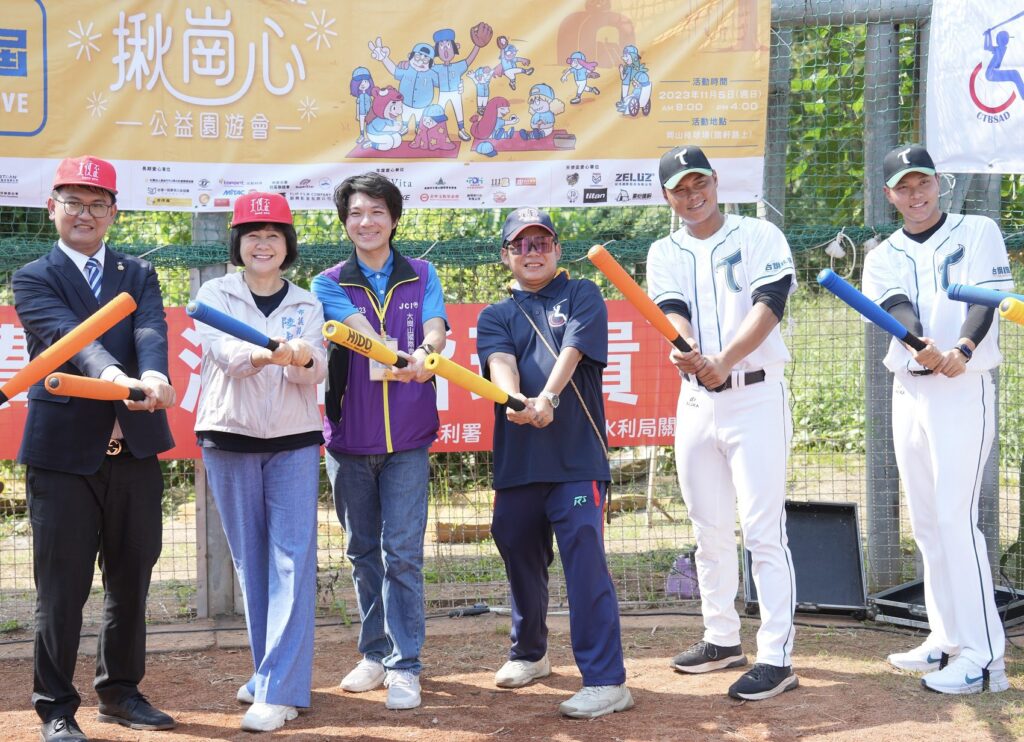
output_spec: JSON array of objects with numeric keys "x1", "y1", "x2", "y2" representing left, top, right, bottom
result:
[
  {"x1": 672, "y1": 640, "x2": 748, "y2": 674},
  {"x1": 558, "y1": 684, "x2": 634, "y2": 719},
  {"x1": 495, "y1": 655, "x2": 551, "y2": 688}
]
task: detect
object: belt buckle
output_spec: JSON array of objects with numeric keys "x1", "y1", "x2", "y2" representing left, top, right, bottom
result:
[{"x1": 107, "y1": 439, "x2": 123, "y2": 456}]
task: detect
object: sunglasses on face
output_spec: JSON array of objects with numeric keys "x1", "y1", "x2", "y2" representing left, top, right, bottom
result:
[{"x1": 504, "y1": 235, "x2": 556, "y2": 255}]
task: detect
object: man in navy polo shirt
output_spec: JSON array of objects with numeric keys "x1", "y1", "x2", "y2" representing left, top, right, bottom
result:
[{"x1": 476, "y1": 208, "x2": 633, "y2": 720}]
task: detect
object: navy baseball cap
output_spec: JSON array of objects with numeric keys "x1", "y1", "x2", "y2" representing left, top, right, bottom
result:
[
  {"x1": 501, "y1": 207, "x2": 557, "y2": 244},
  {"x1": 659, "y1": 145, "x2": 713, "y2": 189},
  {"x1": 883, "y1": 145, "x2": 935, "y2": 188}
]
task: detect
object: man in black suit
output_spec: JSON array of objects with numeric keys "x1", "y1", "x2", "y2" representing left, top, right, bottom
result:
[{"x1": 13, "y1": 156, "x2": 177, "y2": 741}]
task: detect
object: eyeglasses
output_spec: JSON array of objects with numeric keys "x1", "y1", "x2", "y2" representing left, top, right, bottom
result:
[
  {"x1": 504, "y1": 235, "x2": 556, "y2": 255},
  {"x1": 53, "y1": 197, "x2": 113, "y2": 218}
]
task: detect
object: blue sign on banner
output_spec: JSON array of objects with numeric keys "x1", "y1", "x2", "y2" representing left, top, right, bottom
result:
[{"x1": 0, "y1": 29, "x2": 28, "y2": 77}]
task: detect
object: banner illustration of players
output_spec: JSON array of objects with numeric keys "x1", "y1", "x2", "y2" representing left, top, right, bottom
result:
[{"x1": 1, "y1": 0, "x2": 770, "y2": 209}]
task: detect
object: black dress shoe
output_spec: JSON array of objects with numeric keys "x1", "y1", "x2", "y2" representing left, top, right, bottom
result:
[
  {"x1": 40, "y1": 716, "x2": 88, "y2": 741},
  {"x1": 97, "y1": 694, "x2": 176, "y2": 730}
]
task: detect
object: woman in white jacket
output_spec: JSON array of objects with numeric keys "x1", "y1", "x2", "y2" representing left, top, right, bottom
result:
[{"x1": 194, "y1": 192, "x2": 327, "y2": 732}]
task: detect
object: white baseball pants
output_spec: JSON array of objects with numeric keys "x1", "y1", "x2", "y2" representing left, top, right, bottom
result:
[
  {"x1": 675, "y1": 377, "x2": 796, "y2": 667},
  {"x1": 892, "y1": 371, "x2": 1005, "y2": 669}
]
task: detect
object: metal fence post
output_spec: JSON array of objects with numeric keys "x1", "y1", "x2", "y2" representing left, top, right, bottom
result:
[
  {"x1": 863, "y1": 20, "x2": 903, "y2": 591},
  {"x1": 189, "y1": 213, "x2": 242, "y2": 618},
  {"x1": 760, "y1": 25, "x2": 791, "y2": 227}
]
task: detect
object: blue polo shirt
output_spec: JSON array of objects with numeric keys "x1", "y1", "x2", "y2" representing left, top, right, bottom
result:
[
  {"x1": 311, "y1": 249, "x2": 448, "y2": 324},
  {"x1": 476, "y1": 271, "x2": 610, "y2": 489}
]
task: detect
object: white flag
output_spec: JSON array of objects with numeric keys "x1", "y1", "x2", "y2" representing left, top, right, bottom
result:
[{"x1": 926, "y1": 3, "x2": 1024, "y2": 173}]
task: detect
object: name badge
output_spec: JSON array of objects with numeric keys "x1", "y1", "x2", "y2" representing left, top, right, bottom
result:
[{"x1": 369, "y1": 336, "x2": 399, "y2": 381}]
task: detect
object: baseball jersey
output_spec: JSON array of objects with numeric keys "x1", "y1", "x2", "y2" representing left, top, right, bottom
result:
[
  {"x1": 862, "y1": 213, "x2": 1012, "y2": 373},
  {"x1": 435, "y1": 60, "x2": 469, "y2": 92},
  {"x1": 393, "y1": 66, "x2": 439, "y2": 109},
  {"x1": 646, "y1": 213, "x2": 796, "y2": 370},
  {"x1": 476, "y1": 272, "x2": 610, "y2": 490},
  {"x1": 357, "y1": 92, "x2": 372, "y2": 117},
  {"x1": 531, "y1": 110, "x2": 555, "y2": 129}
]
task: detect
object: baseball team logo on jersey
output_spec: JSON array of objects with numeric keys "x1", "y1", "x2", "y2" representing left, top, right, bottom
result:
[
  {"x1": 548, "y1": 299, "x2": 568, "y2": 327},
  {"x1": 715, "y1": 250, "x2": 743, "y2": 292},
  {"x1": 939, "y1": 245, "x2": 966, "y2": 290}
]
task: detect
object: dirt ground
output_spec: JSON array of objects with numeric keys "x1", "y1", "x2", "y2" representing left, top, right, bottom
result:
[{"x1": 1, "y1": 612, "x2": 1023, "y2": 742}]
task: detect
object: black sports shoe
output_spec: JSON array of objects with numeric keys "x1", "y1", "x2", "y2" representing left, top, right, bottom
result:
[
  {"x1": 728, "y1": 663, "x2": 799, "y2": 700},
  {"x1": 671, "y1": 640, "x2": 748, "y2": 674}
]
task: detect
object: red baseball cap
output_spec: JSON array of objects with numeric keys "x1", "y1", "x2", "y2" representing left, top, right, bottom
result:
[
  {"x1": 52, "y1": 155, "x2": 118, "y2": 194},
  {"x1": 231, "y1": 192, "x2": 293, "y2": 227}
]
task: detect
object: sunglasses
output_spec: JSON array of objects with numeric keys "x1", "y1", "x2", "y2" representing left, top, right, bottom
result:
[{"x1": 504, "y1": 235, "x2": 556, "y2": 255}]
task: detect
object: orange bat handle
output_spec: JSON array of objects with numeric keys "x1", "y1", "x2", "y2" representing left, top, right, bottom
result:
[
  {"x1": 423, "y1": 353, "x2": 526, "y2": 411},
  {"x1": 587, "y1": 245, "x2": 693, "y2": 353},
  {"x1": 322, "y1": 320, "x2": 409, "y2": 368},
  {"x1": 45, "y1": 373, "x2": 147, "y2": 401},
  {"x1": 0, "y1": 292, "x2": 137, "y2": 407}
]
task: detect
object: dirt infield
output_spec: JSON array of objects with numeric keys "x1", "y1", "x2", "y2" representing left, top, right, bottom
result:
[{"x1": 1, "y1": 613, "x2": 1022, "y2": 741}]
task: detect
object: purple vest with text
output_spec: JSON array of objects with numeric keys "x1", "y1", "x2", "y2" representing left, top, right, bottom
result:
[{"x1": 321, "y1": 256, "x2": 439, "y2": 455}]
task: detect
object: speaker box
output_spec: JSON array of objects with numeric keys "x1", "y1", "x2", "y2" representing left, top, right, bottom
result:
[
  {"x1": 870, "y1": 578, "x2": 1024, "y2": 629},
  {"x1": 743, "y1": 500, "x2": 867, "y2": 618}
]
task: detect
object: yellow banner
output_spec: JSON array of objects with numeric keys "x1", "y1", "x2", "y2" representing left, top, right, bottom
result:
[{"x1": 1, "y1": 0, "x2": 769, "y2": 209}]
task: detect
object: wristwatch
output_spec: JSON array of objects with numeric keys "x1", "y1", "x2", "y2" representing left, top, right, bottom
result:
[
  {"x1": 956, "y1": 343, "x2": 973, "y2": 362},
  {"x1": 540, "y1": 391, "x2": 560, "y2": 408},
  {"x1": 417, "y1": 342, "x2": 436, "y2": 355}
]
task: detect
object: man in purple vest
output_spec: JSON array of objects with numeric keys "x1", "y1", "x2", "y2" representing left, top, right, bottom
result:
[{"x1": 312, "y1": 173, "x2": 448, "y2": 711}]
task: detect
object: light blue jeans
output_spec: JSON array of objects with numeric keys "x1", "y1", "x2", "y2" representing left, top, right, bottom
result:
[
  {"x1": 202, "y1": 446, "x2": 319, "y2": 707},
  {"x1": 326, "y1": 447, "x2": 429, "y2": 674}
]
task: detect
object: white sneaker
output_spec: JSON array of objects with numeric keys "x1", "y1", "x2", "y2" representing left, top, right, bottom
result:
[
  {"x1": 558, "y1": 684, "x2": 634, "y2": 719},
  {"x1": 236, "y1": 683, "x2": 255, "y2": 704},
  {"x1": 240, "y1": 702, "x2": 298, "y2": 732},
  {"x1": 384, "y1": 670, "x2": 422, "y2": 710},
  {"x1": 921, "y1": 655, "x2": 1009, "y2": 694},
  {"x1": 887, "y1": 643, "x2": 954, "y2": 673},
  {"x1": 340, "y1": 658, "x2": 386, "y2": 692},
  {"x1": 494, "y1": 655, "x2": 552, "y2": 688}
]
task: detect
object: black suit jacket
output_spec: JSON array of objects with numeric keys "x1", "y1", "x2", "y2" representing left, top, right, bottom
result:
[{"x1": 13, "y1": 244, "x2": 175, "y2": 474}]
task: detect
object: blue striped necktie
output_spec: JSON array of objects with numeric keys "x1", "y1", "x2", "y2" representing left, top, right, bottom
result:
[{"x1": 85, "y1": 257, "x2": 102, "y2": 300}]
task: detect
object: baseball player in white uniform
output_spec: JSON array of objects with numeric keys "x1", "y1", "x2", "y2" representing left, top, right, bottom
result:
[
  {"x1": 646, "y1": 145, "x2": 798, "y2": 700},
  {"x1": 862, "y1": 144, "x2": 1010, "y2": 694}
]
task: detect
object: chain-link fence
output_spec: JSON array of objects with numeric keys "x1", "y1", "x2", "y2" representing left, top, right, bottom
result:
[{"x1": 3, "y1": 0, "x2": 1024, "y2": 633}]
